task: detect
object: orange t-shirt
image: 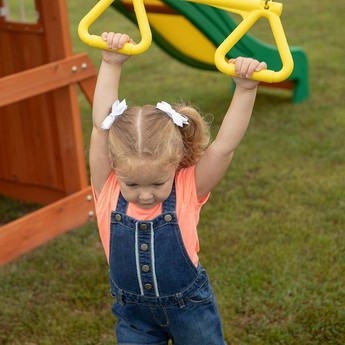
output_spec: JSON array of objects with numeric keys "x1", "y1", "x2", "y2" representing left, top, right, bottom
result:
[{"x1": 92, "y1": 166, "x2": 209, "y2": 266}]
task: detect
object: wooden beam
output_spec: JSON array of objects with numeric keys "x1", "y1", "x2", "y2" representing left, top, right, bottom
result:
[
  {"x1": 0, "y1": 186, "x2": 95, "y2": 265},
  {"x1": 0, "y1": 179, "x2": 65, "y2": 204},
  {"x1": 79, "y1": 76, "x2": 96, "y2": 106},
  {"x1": 260, "y1": 80, "x2": 294, "y2": 91},
  {"x1": 0, "y1": 53, "x2": 97, "y2": 108},
  {"x1": 0, "y1": 179, "x2": 66, "y2": 205}
]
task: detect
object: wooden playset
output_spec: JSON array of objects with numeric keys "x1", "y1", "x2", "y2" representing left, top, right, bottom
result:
[{"x1": 0, "y1": 0, "x2": 97, "y2": 264}]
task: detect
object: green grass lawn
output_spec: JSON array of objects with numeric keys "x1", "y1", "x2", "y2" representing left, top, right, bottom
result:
[{"x1": 1, "y1": 0, "x2": 345, "y2": 344}]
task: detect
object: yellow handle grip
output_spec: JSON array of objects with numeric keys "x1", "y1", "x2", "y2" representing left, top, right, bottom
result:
[
  {"x1": 215, "y1": 10, "x2": 293, "y2": 83},
  {"x1": 78, "y1": 0, "x2": 152, "y2": 55},
  {"x1": 186, "y1": 0, "x2": 294, "y2": 83}
]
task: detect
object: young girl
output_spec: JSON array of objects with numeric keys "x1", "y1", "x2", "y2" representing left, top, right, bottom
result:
[{"x1": 91, "y1": 32, "x2": 267, "y2": 345}]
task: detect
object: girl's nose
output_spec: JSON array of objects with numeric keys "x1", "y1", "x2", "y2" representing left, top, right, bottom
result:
[{"x1": 139, "y1": 191, "x2": 153, "y2": 201}]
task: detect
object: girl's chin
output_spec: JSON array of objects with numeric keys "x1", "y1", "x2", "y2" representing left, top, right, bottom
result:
[{"x1": 137, "y1": 202, "x2": 157, "y2": 209}]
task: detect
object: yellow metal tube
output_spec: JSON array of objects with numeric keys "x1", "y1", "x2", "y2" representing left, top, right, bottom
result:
[
  {"x1": 186, "y1": 0, "x2": 282, "y2": 16},
  {"x1": 78, "y1": 0, "x2": 152, "y2": 54}
]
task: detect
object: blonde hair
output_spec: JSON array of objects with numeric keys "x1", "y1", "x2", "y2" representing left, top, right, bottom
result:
[{"x1": 108, "y1": 103, "x2": 211, "y2": 173}]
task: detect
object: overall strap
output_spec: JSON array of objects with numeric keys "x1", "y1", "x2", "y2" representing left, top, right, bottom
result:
[
  {"x1": 115, "y1": 192, "x2": 129, "y2": 213},
  {"x1": 162, "y1": 181, "x2": 176, "y2": 213}
]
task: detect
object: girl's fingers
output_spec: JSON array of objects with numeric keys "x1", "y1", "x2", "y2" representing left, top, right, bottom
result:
[
  {"x1": 245, "y1": 59, "x2": 261, "y2": 78},
  {"x1": 240, "y1": 58, "x2": 254, "y2": 78},
  {"x1": 101, "y1": 32, "x2": 108, "y2": 41},
  {"x1": 101, "y1": 32, "x2": 131, "y2": 50},
  {"x1": 255, "y1": 61, "x2": 267, "y2": 72},
  {"x1": 110, "y1": 33, "x2": 122, "y2": 50},
  {"x1": 232, "y1": 58, "x2": 267, "y2": 78},
  {"x1": 234, "y1": 57, "x2": 247, "y2": 78},
  {"x1": 117, "y1": 34, "x2": 131, "y2": 49},
  {"x1": 104, "y1": 32, "x2": 115, "y2": 49}
]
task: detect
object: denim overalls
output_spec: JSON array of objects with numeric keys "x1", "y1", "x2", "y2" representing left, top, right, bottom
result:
[{"x1": 109, "y1": 183, "x2": 226, "y2": 345}]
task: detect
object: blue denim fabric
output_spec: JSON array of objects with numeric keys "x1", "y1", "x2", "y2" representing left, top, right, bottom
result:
[{"x1": 109, "y1": 183, "x2": 226, "y2": 345}]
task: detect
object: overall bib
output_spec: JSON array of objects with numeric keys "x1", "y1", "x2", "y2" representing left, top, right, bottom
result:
[{"x1": 109, "y1": 183, "x2": 225, "y2": 345}]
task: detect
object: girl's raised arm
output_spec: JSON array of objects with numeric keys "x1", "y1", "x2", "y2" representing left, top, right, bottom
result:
[
  {"x1": 90, "y1": 33, "x2": 132, "y2": 197},
  {"x1": 195, "y1": 57, "x2": 267, "y2": 199}
]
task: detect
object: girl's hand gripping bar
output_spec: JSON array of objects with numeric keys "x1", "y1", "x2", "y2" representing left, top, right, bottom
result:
[
  {"x1": 186, "y1": 0, "x2": 294, "y2": 83},
  {"x1": 78, "y1": 0, "x2": 152, "y2": 55}
]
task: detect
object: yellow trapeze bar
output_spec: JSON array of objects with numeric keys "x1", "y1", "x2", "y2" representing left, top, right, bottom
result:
[
  {"x1": 78, "y1": 0, "x2": 152, "y2": 55},
  {"x1": 186, "y1": 0, "x2": 294, "y2": 83}
]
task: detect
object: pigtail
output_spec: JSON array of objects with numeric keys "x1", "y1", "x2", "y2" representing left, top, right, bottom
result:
[{"x1": 174, "y1": 103, "x2": 211, "y2": 169}]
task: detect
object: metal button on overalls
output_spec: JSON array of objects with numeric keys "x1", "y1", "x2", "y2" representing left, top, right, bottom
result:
[
  {"x1": 142, "y1": 265, "x2": 150, "y2": 272},
  {"x1": 140, "y1": 223, "x2": 148, "y2": 230},
  {"x1": 164, "y1": 214, "x2": 172, "y2": 222},
  {"x1": 140, "y1": 243, "x2": 148, "y2": 251}
]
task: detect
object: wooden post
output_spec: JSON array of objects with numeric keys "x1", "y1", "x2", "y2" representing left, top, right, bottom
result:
[{"x1": 0, "y1": 0, "x2": 97, "y2": 264}]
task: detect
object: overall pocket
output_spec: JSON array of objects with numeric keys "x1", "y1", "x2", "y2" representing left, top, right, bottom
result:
[{"x1": 187, "y1": 280, "x2": 214, "y2": 305}]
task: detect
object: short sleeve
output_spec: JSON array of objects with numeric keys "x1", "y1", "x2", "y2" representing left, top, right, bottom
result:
[{"x1": 91, "y1": 172, "x2": 120, "y2": 263}]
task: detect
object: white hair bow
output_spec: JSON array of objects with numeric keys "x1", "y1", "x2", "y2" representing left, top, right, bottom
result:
[
  {"x1": 101, "y1": 99, "x2": 128, "y2": 129},
  {"x1": 156, "y1": 101, "x2": 189, "y2": 127}
]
